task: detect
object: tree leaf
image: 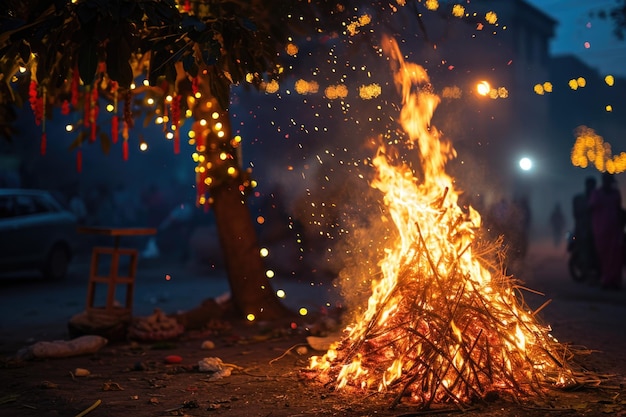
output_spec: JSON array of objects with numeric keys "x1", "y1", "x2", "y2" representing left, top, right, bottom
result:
[
  {"x1": 78, "y1": 41, "x2": 98, "y2": 85},
  {"x1": 69, "y1": 130, "x2": 88, "y2": 150},
  {"x1": 99, "y1": 130, "x2": 111, "y2": 154}
]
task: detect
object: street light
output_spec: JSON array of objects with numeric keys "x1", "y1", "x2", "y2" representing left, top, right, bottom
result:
[
  {"x1": 476, "y1": 80, "x2": 491, "y2": 96},
  {"x1": 518, "y1": 157, "x2": 533, "y2": 172}
]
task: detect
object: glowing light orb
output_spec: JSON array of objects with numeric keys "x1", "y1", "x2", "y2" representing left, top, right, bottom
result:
[
  {"x1": 299, "y1": 308, "x2": 308, "y2": 316},
  {"x1": 519, "y1": 157, "x2": 533, "y2": 171},
  {"x1": 276, "y1": 289, "x2": 286, "y2": 298},
  {"x1": 246, "y1": 314, "x2": 256, "y2": 322},
  {"x1": 476, "y1": 81, "x2": 490, "y2": 96}
]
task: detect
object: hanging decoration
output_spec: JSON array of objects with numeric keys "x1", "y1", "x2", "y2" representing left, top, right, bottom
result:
[
  {"x1": 90, "y1": 83, "x2": 99, "y2": 142},
  {"x1": 40, "y1": 87, "x2": 46, "y2": 155},
  {"x1": 122, "y1": 91, "x2": 133, "y2": 161},
  {"x1": 111, "y1": 81, "x2": 119, "y2": 144},
  {"x1": 76, "y1": 148, "x2": 83, "y2": 173},
  {"x1": 71, "y1": 66, "x2": 80, "y2": 109},
  {"x1": 171, "y1": 93, "x2": 182, "y2": 154},
  {"x1": 83, "y1": 85, "x2": 91, "y2": 129}
]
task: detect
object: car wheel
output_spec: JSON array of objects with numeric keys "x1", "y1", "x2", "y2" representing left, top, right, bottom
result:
[{"x1": 43, "y1": 244, "x2": 70, "y2": 280}]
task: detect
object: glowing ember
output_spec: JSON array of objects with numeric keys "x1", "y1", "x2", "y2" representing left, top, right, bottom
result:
[{"x1": 309, "y1": 37, "x2": 581, "y2": 408}]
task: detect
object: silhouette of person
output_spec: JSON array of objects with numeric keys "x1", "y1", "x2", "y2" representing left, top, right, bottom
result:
[
  {"x1": 588, "y1": 172, "x2": 624, "y2": 290},
  {"x1": 571, "y1": 176, "x2": 598, "y2": 280},
  {"x1": 549, "y1": 202, "x2": 565, "y2": 247}
]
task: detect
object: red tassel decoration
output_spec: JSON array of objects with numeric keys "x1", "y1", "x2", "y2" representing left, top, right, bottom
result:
[
  {"x1": 123, "y1": 139, "x2": 129, "y2": 161},
  {"x1": 90, "y1": 86, "x2": 99, "y2": 142},
  {"x1": 83, "y1": 86, "x2": 91, "y2": 128},
  {"x1": 111, "y1": 115, "x2": 119, "y2": 144},
  {"x1": 111, "y1": 81, "x2": 119, "y2": 143},
  {"x1": 40, "y1": 132, "x2": 46, "y2": 155},
  {"x1": 192, "y1": 76, "x2": 199, "y2": 96},
  {"x1": 171, "y1": 94, "x2": 181, "y2": 154},
  {"x1": 124, "y1": 91, "x2": 133, "y2": 128},
  {"x1": 76, "y1": 149, "x2": 83, "y2": 173},
  {"x1": 61, "y1": 100, "x2": 70, "y2": 115},
  {"x1": 174, "y1": 130, "x2": 180, "y2": 154}
]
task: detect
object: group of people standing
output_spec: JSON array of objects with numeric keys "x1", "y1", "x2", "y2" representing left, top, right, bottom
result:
[{"x1": 571, "y1": 172, "x2": 625, "y2": 290}]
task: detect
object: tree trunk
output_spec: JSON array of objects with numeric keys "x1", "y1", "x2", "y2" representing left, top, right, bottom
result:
[{"x1": 211, "y1": 180, "x2": 293, "y2": 321}]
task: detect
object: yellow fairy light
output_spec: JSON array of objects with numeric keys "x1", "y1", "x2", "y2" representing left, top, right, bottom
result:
[
  {"x1": 295, "y1": 79, "x2": 320, "y2": 94},
  {"x1": 260, "y1": 247, "x2": 269, "y2": 257},
  {"x1": 543, "y1": 82, "x2": 553, "y2": 93},
  {"x1": 200, "y1": 119, "x2": 207, "y2": 126},
  {"x1": 571, "y1": 126, "x2": 626, "y2": 173},
  {"x1": 264, "y1": 80, "x2": 280, "y2": 94},
  {"x1": 246, "y1": 313, "x2": 255, "y2": 322},
  {"x1": 497, "y1": 87, "x2": 508, "y2": 98},
  {"x1": 425, "y1": 0, "x2": 439, "y2": 11},
  {"x1": 276, "y1": 290, "x2": 286, "y2": 299},
  {"x1": 452, "y1": 4, "x2": 465, "y2": 17},
  {"x1": 204, "y1": 177, "x2": 213, "y2": 185},
  {"x1": 485, "y1": 11, "x2": 498, "y2": 24},
  {"x1": 219, "y1": 152, "x2": 228, "y2": 160},
  {"x1": 166, "y1": 132, "x2": 174, "y2": 140},
  {"x1": 358, "y1": 83, "x2": 382, "y2": 99},
  {"x1": 299, "y1": 307, "x2": 308, "y2": 316},
  {"x1": 441, "y1": 86, "x2": 462, "y2": 99},
  {"x1": 217, "y1": 131, "x2": 225, "y2": 138},
  {"x1": 65, "y1": 124, "x2": 73, "y2": 132},
  {"x1": 286, "y1": 43, "x2": 299, "y2": 56},
  {"x1": 106, "y1": 104, "x2": 114, "y2": 112},
  {"x1": 605, "y1": 75, "x2": 615, "y2": 86},
  {"x1": 266, "y1": 270, "x2": 275, "y2": 278},
  {"x1": 166, "y1": 95, "x2": 173, "y2": 102},
  {"x1": 139, "y1": 141, "x2": 148, "y2": 151},
  {"x1": 325, "y1": 84, "x2": 348, "y2": 99},
  {"x1": 211, "y1": 112, "x2": 220, "y2": 119},
  {"x1": 227, "y1": 166, "x2": 236, "y2": 176},
  {"x1": 568, "y1": 79, "x2": 579, "y2": 90},
  {"x1": 606, "y1": 105, "x2": 613, "y2": 112},
  {"x1": 194, "y1": 92, "x2": 202, "y2": 99},
  {"x1": 533, "y1": 84, "x2": 544, "y2": 95},
  {"x1": 142, "y1": 79, "x2": 150, "y2": 86},
  {"x1": 577, "y1": 77, "x2": 586, "y2": 87}
]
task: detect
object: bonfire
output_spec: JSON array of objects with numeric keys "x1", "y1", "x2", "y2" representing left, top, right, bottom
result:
[{"x1": 309, "y1": 37, "x2": 592, "y2": 409}]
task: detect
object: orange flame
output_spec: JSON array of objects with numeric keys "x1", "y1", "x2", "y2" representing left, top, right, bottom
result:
[{"x1": 309, "y1": 36, "x2": 577, "y2": 407}]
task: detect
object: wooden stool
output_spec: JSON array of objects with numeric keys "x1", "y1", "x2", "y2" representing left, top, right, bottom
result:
[
  {"x1": 86, "y1": 246, "x2": 138, "y2": 315},
  {"x1": 78, "y1": 226, "x2": 157, "y2": 317}
]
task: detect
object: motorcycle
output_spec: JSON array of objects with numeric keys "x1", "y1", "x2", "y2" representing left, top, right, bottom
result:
[{"x1": 566, "y1": 231, "x2": 599, "y2": 282}]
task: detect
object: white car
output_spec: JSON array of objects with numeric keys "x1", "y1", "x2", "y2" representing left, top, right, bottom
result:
[{"x1": 0, "y1": 189, "x2": 78, "y2": 279}]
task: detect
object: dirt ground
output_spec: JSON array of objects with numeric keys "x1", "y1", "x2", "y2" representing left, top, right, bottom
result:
[
  {"x1": 0, "y1": 321, "x2": 625, "y2": 417},
  {"x1": 1, "y1": 242, "x2": 626, "y2": 417}
]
